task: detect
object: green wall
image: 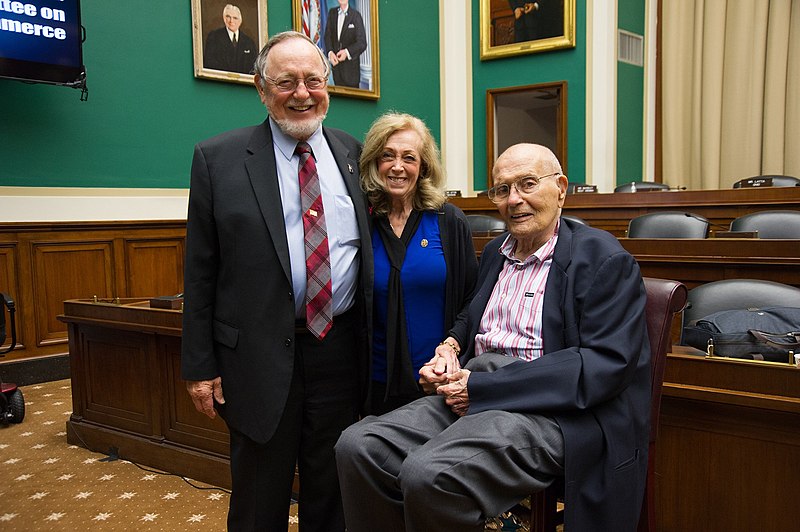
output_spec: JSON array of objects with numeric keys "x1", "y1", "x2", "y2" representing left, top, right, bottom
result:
[
  {"x1": 471, "y1": 1, "x2": 587, "y2": 190},
  {"x1": 0, "y1": 0, "x2": 440, "y2": 188},
  {"x1": 616, "y1": 0, "x2": 646, "y2": 184}
]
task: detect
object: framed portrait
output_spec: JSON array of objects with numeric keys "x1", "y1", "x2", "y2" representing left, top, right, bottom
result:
[
  {"x1": 292, "y1": 0, "x2": 380, "y2": 100},
  {"x1": 191, "y1": 0, "x2": 268, "y2": 85},
  {"x1": 480, "y1": 0, "x2": 575, "y2": 61},
  {"x1": 486, "y1": 81, "x2": 567, "y2": 188}
]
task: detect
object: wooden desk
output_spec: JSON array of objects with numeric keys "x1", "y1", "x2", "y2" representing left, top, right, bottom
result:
[
  {"x1": 657, "y1": 348, "x2": 800, "y2": 531},
  {"x1": 618, "y1": 238, "x2": 800, "y2": 290},
  {"x1": 60, "y1": 298, "x2": 232, "y2": 489},
  {"x1": 451, "y1": 187, "x2": 800, "y2": 237}
]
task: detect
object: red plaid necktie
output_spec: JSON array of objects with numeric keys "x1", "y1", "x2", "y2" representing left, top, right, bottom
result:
[{"x1": 296, "y1": 142, "x2": 332, "y2": 339}]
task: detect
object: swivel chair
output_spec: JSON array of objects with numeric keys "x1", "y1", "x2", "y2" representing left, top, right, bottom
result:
[
  {"x1": 626, "y1": 211, "x2": 709, "y2": 238},
  {"x1": 681, "y1": 279, "x2": 800, "y2": 336},
  {"x1": 729, "y1": 210, "x2": 800, "y2": 239},
  {"x1": 530, "y1": 278, "x2": 688, "y2": 532}
]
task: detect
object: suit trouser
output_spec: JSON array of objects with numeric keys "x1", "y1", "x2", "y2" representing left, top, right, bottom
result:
[
  {"x1": 335, "y1": 353, "x2": 565, "y2": 532},
  {"x1": 227, "y1": 309, "x2": 360, "y2": 532}
]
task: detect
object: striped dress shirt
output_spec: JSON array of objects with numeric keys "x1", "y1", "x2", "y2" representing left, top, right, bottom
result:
[{"x1": 474, "y1": 221, "x2": 560, "y2": 361}]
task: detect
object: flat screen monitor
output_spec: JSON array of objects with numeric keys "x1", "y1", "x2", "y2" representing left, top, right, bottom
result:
[{"x1": 0, "y1": 0, "x2": 85, "y2": 88}]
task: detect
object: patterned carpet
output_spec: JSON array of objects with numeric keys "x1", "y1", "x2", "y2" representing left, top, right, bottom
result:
[
  {"x1": 0, "y1": 379, "x2": 299, "y2": 531},
  {"x1": 0, "y1": 379, "x2": 544, "y2": 531}
]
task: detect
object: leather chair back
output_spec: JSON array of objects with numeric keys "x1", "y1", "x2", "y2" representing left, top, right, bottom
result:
[
  {"x1": 729, "y1": 210, "x2": 800, "y2": 239},
  {"x1": 465, "y1": 214, "x2": 506, "y2": 235},
  {"x1": 627, "y1": 211, "x2": 709, "y2": 238},
  {"x1": 681, "y1": 279, "x2": 800, "y2": 335}
]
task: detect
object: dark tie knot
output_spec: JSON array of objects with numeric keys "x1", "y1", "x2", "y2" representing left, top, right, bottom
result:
[{"x1": 295, "y1": 142, "x2": 313, "y2": 156}]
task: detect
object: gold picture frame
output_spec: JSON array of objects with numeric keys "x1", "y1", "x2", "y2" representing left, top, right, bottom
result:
[
  {"x1": 191, "y1": 0, "x2": 268, "y2": 85},
  {"x1": 480, "y1": 0, "x2": 575, "y2": 61},
  {"x1": 292, "y1": 0, "x2": 380, "y2": 100},
  {"x1": 486, "y1": 81, "x2": 567, "y2": 188}
]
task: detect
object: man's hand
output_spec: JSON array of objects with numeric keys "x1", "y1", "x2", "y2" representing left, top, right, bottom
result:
[
  {"x1": 186, "y1": 377, "x2": 224, "y2": 419},
  {"x1": 336, "y1": 49, "x2": 349, "y2": 62},
  {"x1": 328, "y1": 50, "x2": 340, "y2": 66},
  {"x1": 437, "y1": 368, "x2": 471, "y2": 416},
  {"x1": 418, "y1": 338, "x2": 461, "y2": 393}
]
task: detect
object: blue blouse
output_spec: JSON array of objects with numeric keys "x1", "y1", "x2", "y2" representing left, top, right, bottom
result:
[{"x1": 372, "y1": 211, "x2": 446, "y2": 382}]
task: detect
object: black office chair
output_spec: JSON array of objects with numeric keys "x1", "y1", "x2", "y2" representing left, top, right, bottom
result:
[
  {"x1": 732, "y1": 175, "x2": 800, "y2": 188},
  {"x1": 626, "y1": 211, "x2": 709, "y2": 238},
  {"x1": 465, "y1": 214, "x2": 506, "y2": 235},
  {"x1": 729, "y1": 210, "x2": 800, "y2": 239},
  {"x1": 561, "y1": 214, "x2": 588, "y2": 226},
  {"x1": 680, "y1": 279, "x2": 800, "y2": 345},
  {"x1": 614, "y1": 181, "x2": 671, "y2": 193}
]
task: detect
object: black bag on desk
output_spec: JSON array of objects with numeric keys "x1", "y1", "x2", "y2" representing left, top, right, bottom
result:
[{"x1": 683, "y1": 306, "x2": 800, "y2": 362}]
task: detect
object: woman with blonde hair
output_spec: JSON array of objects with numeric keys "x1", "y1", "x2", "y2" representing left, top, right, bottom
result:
[{"x1": 360, "y1": 112, "x2": 478, "y2": 414}]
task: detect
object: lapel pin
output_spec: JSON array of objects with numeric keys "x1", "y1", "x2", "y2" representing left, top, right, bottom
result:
[
  {"x1": 347, "y1": 163, "x2": 353, "y2": 174},
  {"x1": 420, "y1": 239, "x2": 429, "y2": 248}
]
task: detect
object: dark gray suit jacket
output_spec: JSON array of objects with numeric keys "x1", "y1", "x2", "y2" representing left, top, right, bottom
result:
[
  {"x1": 453, "y1": 219, "x2": 650, "y2": 531},
  {"x1": 181, "y1": 119, "x2": 373, "y2": 444}
]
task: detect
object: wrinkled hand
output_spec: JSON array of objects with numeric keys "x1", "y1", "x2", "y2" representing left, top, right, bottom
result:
[
  {"x1": 419, "y1": 341, "x2": 461, "y2": 393},
  {"x1": 186, "y1": 377, "x2": 224, "y2": 419},
  {"x1": 328, "y1": 50, "x2": 340, "y2": 66},
  {"x1": 336, "y1": 49, "x2": 349, "y2": 62},
  {"x1": 437, "y1": 369, "x2": 471, "y2": 416}
]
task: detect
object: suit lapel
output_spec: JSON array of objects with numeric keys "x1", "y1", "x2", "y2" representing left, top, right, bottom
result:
[{"x1": 244, "y1": 120, "x2": 293, "y2": 283}]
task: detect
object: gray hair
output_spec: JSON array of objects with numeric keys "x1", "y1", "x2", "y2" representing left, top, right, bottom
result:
[{"x1": 253, "y1": 31, "x2": 329, "y2": 91}]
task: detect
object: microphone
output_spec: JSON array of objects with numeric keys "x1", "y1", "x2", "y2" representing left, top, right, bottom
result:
[
  {"x1": 683, "y1": 212, "x2": 729, "y2": 232},
  {"x1": 683, "y1": 212, "x2": 758, "y2": 238}
]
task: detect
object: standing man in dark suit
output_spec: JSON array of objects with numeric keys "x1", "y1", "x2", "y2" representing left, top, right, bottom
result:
[
  {"x1": 336, "y1": 144, "x2": 650, "y2": 531},
  {"x1": 182, "y1": 30, "x2": 372, "y2": 532},
  {"x1": 323, "y1": 0, "x2": 367, "y2": 88},
  {"x1": 203, "y1": 4, "x2": 257, "y2": 73}
]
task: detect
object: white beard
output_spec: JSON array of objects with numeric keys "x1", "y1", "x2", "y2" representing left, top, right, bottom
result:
[{"x1": 273, "y1": 114, "x2": 326, "y2": 140}]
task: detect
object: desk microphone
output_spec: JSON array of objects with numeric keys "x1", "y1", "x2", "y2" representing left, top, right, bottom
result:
[{"x1": 683, "y1": 212, "x2": 730, "y2": 232}]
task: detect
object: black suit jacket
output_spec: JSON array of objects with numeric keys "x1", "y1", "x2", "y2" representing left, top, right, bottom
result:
[
  {"x1": 181, "y1": 120, "x2": 373, "y2": 444},
  {"x1": 323, "y1": 8, "x2": 367, "y2": 87},
  {"x1": 453, "y1": 219, "x2": 650, "y2": 531},
  {"x1": 203, "y1": 27, "x2": 257, "y2": 74}
]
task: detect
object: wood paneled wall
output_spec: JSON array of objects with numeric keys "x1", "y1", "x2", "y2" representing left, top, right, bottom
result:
[{"x1": 0, "y1": 221, "x2": 186, "y2": 364}]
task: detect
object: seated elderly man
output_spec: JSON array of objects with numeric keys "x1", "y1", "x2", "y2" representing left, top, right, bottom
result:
[{"x1": 335, "y1": 143, "x2": 650, "y2": 532}]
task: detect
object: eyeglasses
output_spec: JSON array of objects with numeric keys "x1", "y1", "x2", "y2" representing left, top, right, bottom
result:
[
  {"x1": 486, "y1": 173, "x2": 560, "y2": 203},
  {"x1": 264, "y1": 75, "x2": 328, "y2": 92}
]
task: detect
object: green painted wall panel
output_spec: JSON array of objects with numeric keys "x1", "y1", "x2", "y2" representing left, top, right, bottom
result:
[
  {"x1": 471, "y1": 1, "x2": 587, "y2": 190},
  {"x1": 616, "y1": 0, "x2": 646, "y2": 184},
  {"x1": 0, "y1": 0, "x2": 439, "y2": 188}
]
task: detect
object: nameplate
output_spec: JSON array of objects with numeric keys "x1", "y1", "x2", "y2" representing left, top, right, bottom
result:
[
  {"x1": 445, "y1": 190, "x2": 462, "y2": 197},
  {"x1": 713, "y1": 231, "x2": 759, "y2": 239},
  {"x1": 738, "y1": 177, "x2": 773, "y2": 188},
  {"x1": 573, "y1": 184, "x2": 598, "y2": 193}
]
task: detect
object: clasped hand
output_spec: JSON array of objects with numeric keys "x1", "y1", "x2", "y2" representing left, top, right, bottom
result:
[{"x1": 419, "y1": 345, "x2": 471, "y2": 416}]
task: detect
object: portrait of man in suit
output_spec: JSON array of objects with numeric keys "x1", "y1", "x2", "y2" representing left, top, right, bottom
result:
[
  {"x1": 203, "y1": 3, "x2": 257, "y2": 74},
  {"x1": 323, "y1": 0, "x2": 367, "y2": 88}
]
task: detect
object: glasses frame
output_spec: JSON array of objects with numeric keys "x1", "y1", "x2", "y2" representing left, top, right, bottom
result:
[
  {"x1": 263, "y1": 75, "x2": 329, "y2": 93},
  {"x1": 487, "y1": 173, "x2": 561, "y2": 203}
]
